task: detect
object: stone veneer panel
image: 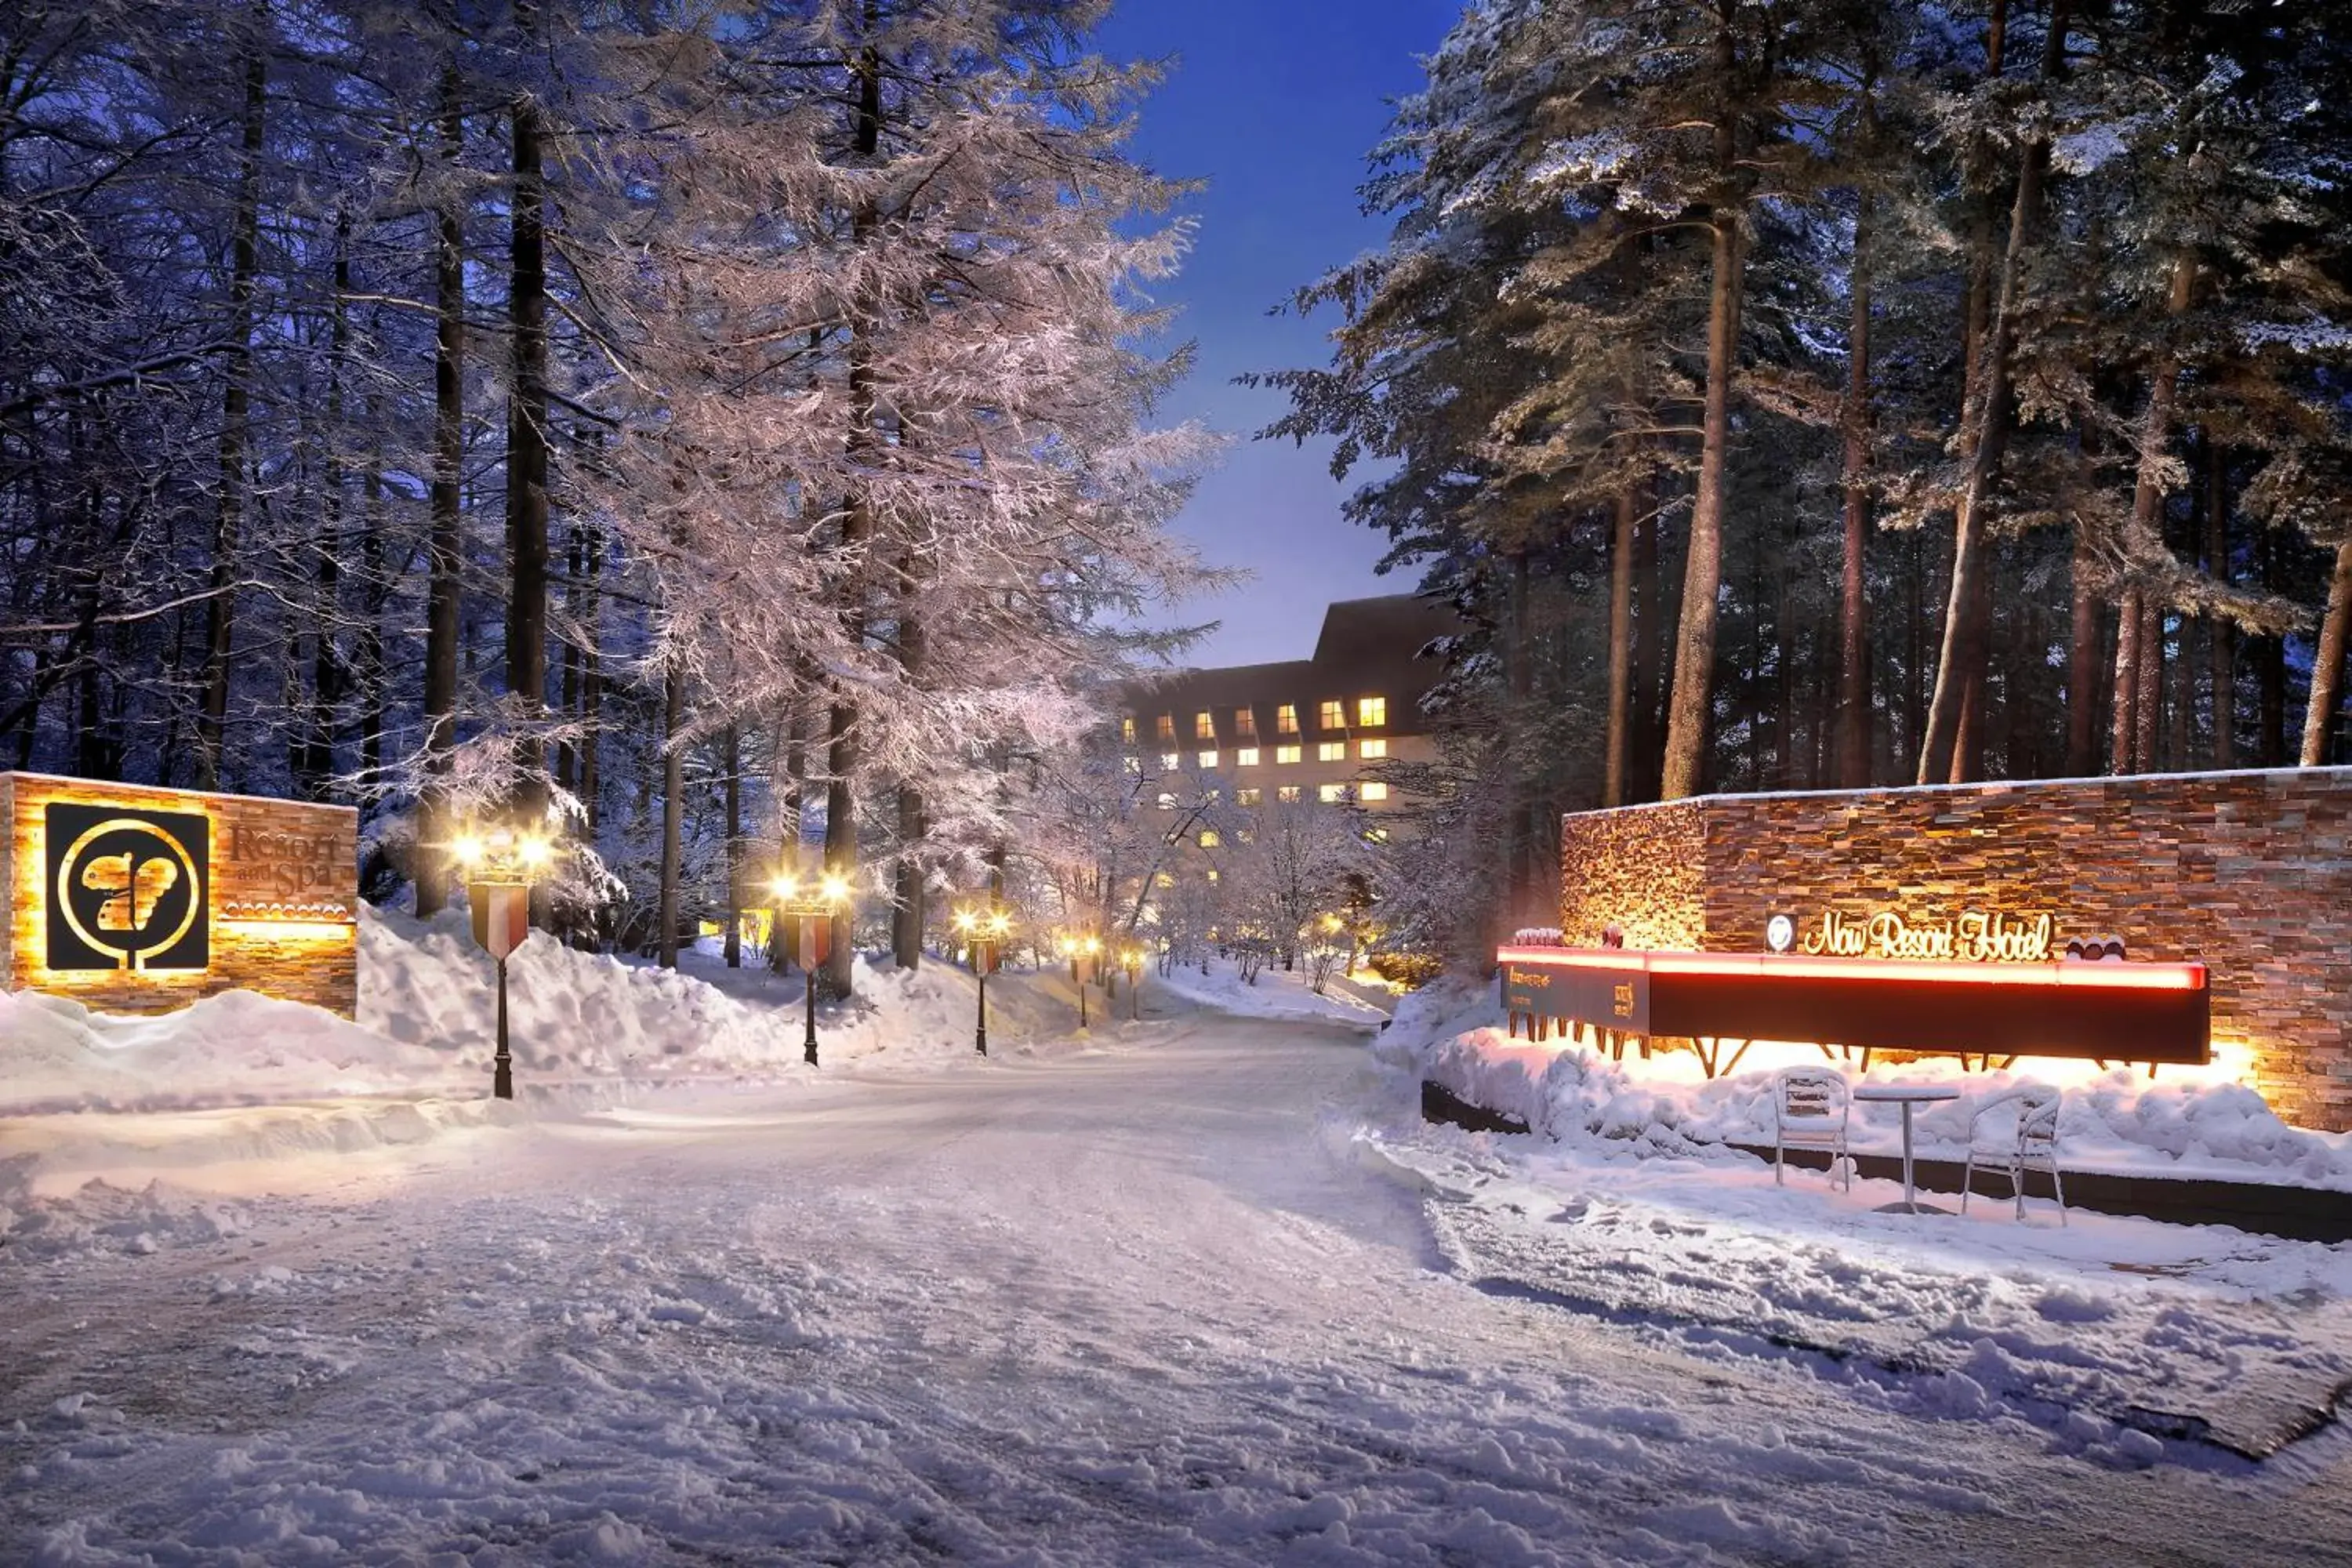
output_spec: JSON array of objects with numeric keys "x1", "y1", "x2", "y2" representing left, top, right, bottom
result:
[
  {"x1": 1557, "y1": 799, "x2": 1706, "y2": 949},
  {"x1": 1559, "y1": 768, "x2": 2352, "y2": 1133}
]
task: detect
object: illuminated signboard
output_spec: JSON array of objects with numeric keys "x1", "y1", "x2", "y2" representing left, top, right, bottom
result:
[
  {"x1": 1503, "y1": 955, "x2": 1650, "y2": 1031},
  {"x1": 1784, "y1": 908, "x2": 2054, "y2": 964},
  {"x1": 0, "y1": 772, "x2": 358, "y2": 1018}
]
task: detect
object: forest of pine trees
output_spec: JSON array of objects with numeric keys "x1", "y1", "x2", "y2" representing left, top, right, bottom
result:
[
  {"x1": 1260, "y1": 0, "x2": 2352, "y2": 956},
  {"x1": 0, "y1": 0, "x2": 1212, "y2": 985},
  {"x1": 9, "y1": 0, "x2": 2350, "y2": 983}
]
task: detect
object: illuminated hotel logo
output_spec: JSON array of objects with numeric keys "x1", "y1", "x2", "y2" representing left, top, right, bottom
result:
[
  {"x1": 45, "y1": 802, "x2": 210, "y2": 972},
  {"x1": 1795, "y1": 908, "x2": 2053, "y2": 964}
]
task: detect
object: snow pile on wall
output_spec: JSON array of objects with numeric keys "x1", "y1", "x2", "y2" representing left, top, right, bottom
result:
[
  {"x1": 0, "y1": 906, "x2": 1014, "y2": 1117},
  {"x1": 1395, "y1": 982, "x2": 2352, "y2": 1190}
]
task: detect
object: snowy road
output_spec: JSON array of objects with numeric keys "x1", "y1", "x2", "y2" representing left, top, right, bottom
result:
[{"x1": 6, "y1": 1017, "x2": 2352, "y2": 1565}]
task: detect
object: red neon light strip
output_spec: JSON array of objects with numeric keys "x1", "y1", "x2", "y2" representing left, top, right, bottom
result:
[{"x1": 1494, "y1": 946, "x2": 2205, "y2": 992}]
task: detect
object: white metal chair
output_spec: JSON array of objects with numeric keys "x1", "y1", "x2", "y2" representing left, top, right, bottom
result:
[
  {"x1": 1773, "y1": 1067, "x2": 1852, "y2": 1191},
  {"x1": 1962, "y1": 1087, "x2": 2067, "y2": 1225}
]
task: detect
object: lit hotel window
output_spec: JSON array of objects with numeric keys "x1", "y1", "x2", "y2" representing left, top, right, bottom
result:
[
  {"x1": 1206, "y1": 869, "x2": 1220, "y2": 883},
  {"x1": 1319, "y1": 699, "x2": 1345, "y2": 729},
  {"x1": 1359, "y1": 782, "x2": 1389, "y2": 802},
  {"x1": 1359, "y1": 739, "x2": 1387, "y2": 760},
  {"x1": 1160, "y1": 751, "x2": 1180, "y2": 770},
  {"x1": 1155, "y1": 715, "x2": 1174, "y2": 742},
  {"x1": 1205, "y1": 788, "x2": 1222, "y2": 803},
  {"x1": 1122, "y1": 755, "x2": 1141, "y2": 775},
  {"x1": 1364, "y1": 826, "x2": 1389, "y2": 844},
  {"x1": 1236, "y1": 746, "x2": 1260, "y2": 767},
  {"x1": 1276, "y1": 704, "x2": 1298, "y2": 735},
  {"x1": 1198, "y1": 829, "x2": 1220, "y2": 848},
  {"x1": 1277, "y1": 786, "x2": 1301, "y2": 803},
  {"x1": 1237, "y1": 788, "x2": 1261, "y2": 806},
  {"x1": 1195, "y1": 711, "x2": 1214, "y2": 741},
  {"x1": 1359, "y1": 696, "x2": 1387, "y2": 727},
  {"x1": 1318, "y1": 782, "x2": 1345, "y2": 803},
  {"x1": 1155, "y1": 871, "x2": 1174, "y2": 887},
  {"x1": 1156, "y1": 791, "x2": 1177, "y2": 808},
  {"x1": 1198, "y1": 750, "x2": 1218, "y2": 769},
  {"x1": 1235, "y1": 709, "x2": 1258, "y2": 739},
  {"x1": 1317, "y1": 742, "x2": 1345, "y2": 763},
  {"x1": 1276, "y1": 744, "x2": 1301, "y2": 765},
  {"x1": 1120, "y1": 717, "x2": 1136, "y2": 743}
]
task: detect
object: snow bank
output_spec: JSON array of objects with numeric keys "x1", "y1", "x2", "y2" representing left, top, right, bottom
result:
[
  {"x1": 0, "y1": 906, "x2": 1035, "y2": 1120},
  {"x1": 1396, "y1": 980, "x2": 2352, "y2": 1190},
  {"x1": 1149, "y1": 955, "x2": 1388, "y2": 1026}
]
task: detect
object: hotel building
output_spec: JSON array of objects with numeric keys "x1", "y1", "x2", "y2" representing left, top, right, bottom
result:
[{"x1": 1118, "y1": 594, "x2": 1454, "y2": 819}]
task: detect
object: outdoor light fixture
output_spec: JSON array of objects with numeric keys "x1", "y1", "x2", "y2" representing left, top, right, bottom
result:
[
  {"x1": 772, "y1": 869, "x2": 854, "y2": 1065},
  {"x1": 455, "y1": 822, "x2": 556, "y2": 1099},
  {"x1": 954, "y1": 904, "x2": 1013, "y2": 1054}
]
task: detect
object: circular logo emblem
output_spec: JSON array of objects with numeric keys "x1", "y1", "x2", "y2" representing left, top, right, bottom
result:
[
  {"x1": 1765, "y1": 913, "x2": 1795, "y2": 953},
  {"x1": 50, "y1": 811, "x2": 208, "y2": 972}
]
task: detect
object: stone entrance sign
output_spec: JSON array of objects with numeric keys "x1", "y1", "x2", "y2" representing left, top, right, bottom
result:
[
  {"x1": 1559, "y1": 768, "x2": 2352, "y2": 1132},
  {"x1": 0, "y1": 772, "x2": 358, "y2": 1018}
]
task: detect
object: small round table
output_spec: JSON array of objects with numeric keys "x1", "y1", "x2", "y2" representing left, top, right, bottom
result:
[{"x1": 1852, "y1": 1083, "x2": 1962, "y2": 1214}]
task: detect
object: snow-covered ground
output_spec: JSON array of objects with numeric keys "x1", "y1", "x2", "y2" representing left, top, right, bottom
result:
[
  {"x1": 1149, "y1": 954, "x2": 1391, "y2": 1026},
  {"x1": 5, "y1": 922, "x2": 2352, "y2": 1563}
]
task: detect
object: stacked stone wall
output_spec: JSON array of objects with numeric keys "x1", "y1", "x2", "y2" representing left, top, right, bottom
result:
[
  {"x1": 1556, "y1": 800, "x2": 1706, "y2": 949},
  {"x1": 1559, "y1": 768, "x2": 2352, "y2": 1131}
]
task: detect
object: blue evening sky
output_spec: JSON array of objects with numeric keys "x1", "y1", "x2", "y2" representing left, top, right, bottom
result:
[{"x1": 1094, "y1": 0, "x2": 1464, "y2": 668}]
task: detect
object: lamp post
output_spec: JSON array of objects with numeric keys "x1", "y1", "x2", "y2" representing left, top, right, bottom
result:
[
  {"x1": 456, "y1": 824, "x2": 554, "y2": 1100},
  {"x1": 772, "y1": 869, "x2": 852, "y2": 1066},
  {"x1": 1122, "y1": 945, "x2": 1145, "y2": 1021},
  {"x1": 954, "y1": 905, "x2": 1013, "y2": 1055},
  {"x1": 1069, "y1": 932, "x2": 1102, "y2": 1029}
]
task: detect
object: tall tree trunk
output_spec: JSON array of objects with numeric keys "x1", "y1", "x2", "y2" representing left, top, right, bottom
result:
[
  {"x1": 1835, "y1": 191, "x2": 1874, "y2": 789},
  {"x1": 1949, "y1": 563, "x2": 1992, "y2": 782},
  {"x1": 2136, "y1": 252, "x2": 2198, "y2": 775},
  {"x1": 892, "y1": 784, "x2": 925, "y2": 968},
  {"x1": 2303, "y1": 539, "x2": 2352, "y2": 766},
  {"x1": 2110, "y1": 586, "x2": 2140, "y2": 774},
  {"x1": 579, "y1": 519, "x2": 602, "y2": 833},
  {"x1": 2067, "y1": 531, "x2": 2100, "y2": 775},
  {"x1": 774, "y1": 706, "x2": 806, "y2": 974},
  {"x1": 358, "y1": 422, "x2": 385, "y2": 782},
  {"x1": 658, "y1": 661, "x2": 684, "y2": 967},
  {"x1": 1504, "y1": 545, "x2": 1534, "y2": 915},
  {"x1": 417, "y1": 71, "x2": 466, "y2": 920},
  {"x1": 2259, "y1": 526, "x2": 2288, "y2": 764},
  {"x1": 724, "y1": 722, "x2": 742, "y2": 967},
  {"x1": 2135, "y1": 595, "x2": 2163, "y2": 771},
  {"x1": 822, "y1": 10, "x2": 884, "y2": 1001},
  {"x1": 1661, "y1": 14, "x2": 1744, "y2": 801},
  {"x1": 2206, "y1": 445, "x2": 2234, "y2": 767},
  {"x1": 556, "y1": 523, "x2": 583, "y2": 794},
  {"x1": 1634, "y1": 490, "x2": 1665, "y2": 801},
  {"x1": 199, "y1": 37, "x2": 267, "y2": 789},
  {"x1": 304, "y1": 211, "x2": 352, "y2": 801},
  {"x1": 506, "y1": 37, "x2": 550, "y2": 818},
  {"x1": 1918, "y1": 0, "x2": 2064, "y2": 783},
  {"x1": 1604, "y1": 492, "x2": 1635, "y2": 807}
]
